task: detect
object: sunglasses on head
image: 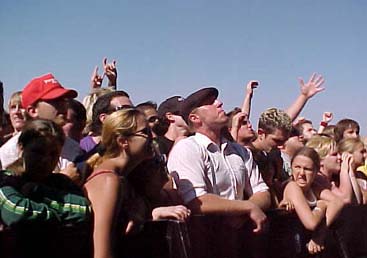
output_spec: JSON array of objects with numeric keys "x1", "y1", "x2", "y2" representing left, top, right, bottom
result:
[{"x1": 114, "y1": 105, "x2": 134, "y2": 111}]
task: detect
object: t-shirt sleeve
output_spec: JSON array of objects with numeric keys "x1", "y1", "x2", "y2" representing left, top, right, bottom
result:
[{"x1": 167, "y1": 139, "x2": 207, "y2": 204}]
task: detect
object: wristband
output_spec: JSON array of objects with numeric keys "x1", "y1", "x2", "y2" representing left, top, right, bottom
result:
[{"x1": 320, "y1": 121, "x2": 328, "y2": 127}]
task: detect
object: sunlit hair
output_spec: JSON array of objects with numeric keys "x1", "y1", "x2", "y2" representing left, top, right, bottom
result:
[
  {"x1": 87, "y1": 108, "x2": 144, "y2": 169},
  {"x1": 8, "y1": 91, "x2": 22, "y2": 109},
  {"x1": 258, "y1": 107, "x2": 292, "y2": 135},
  {"x1": 334, "y1": 119, "x2": 360, "y2": 143},
  {"x1": 7, "y1": 119, "x2": 65, "y2": 177},
  {"x1": 306, "y1": 134, "x2": 336, "y2": 160},
  {"x1": 321, "y1": 125, "x2": 336, "y2": 139},
  {"x1": 82, "y1": 87, "x2": 114, "y2": 135},
  {"x1": 338, "y1": 137, "x2": 364, "y2": 154},
  {"x1": 291, "y1": 146, "x2": 321, "y2": 173}
]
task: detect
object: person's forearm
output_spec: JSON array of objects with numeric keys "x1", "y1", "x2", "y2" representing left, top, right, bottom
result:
[
  {"x1": 248, "y1": 191, "x2": 271, "y2": 211},
  {"x1": 337, "y1": 169, "x2": 353, "y2": 204},
  {"x1": 285, "y1": 94, "x2": 308, "y2": 121},
  {"x1": 241, "y1": 93, "x2": 253, "y2": 118},
  {"x1": 188, "y1": 194, "x2": 255, "y2": 216},
  {"x1": 325, "y1": 198, "x2": 344, "y2": 226}
]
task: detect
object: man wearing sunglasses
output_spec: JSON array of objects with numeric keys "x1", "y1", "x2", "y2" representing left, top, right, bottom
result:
[{"x1": 79, "y1": 90, "x2": 133, "y2": 153}]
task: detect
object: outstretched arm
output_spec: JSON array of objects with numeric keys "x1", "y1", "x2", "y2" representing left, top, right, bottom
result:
[
  {"x1": 286, "y1": 73, "x2": 325, "y2": 121},
  {"x1": 241, "y1": 80, "x2": 258, "y2": 119}
]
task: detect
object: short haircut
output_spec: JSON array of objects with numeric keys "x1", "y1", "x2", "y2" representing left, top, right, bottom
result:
[
  {"x1": 258, "y1": 108, "x2": 292, "y2": 135},
  {"x1": 136, "y1": 101, "x2": 157, "y2": 112},
  {"x1": 294, "y1": 119, "x2": 313, "y2": 135},
  {"x1": 67, "y1": 99, "x2": 87, "y2": 123},
  {"x1": 334, "y1": 118, "x2": 360, "y2": 143},
  {"x1": 90, "y1": 90, "x2": 130, "y2": 135},
  {"x1": 306, "y1": 134, "x2": 336, "y2": 159}
]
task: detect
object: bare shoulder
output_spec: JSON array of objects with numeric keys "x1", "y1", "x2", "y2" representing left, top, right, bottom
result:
[{"x1": 284, "y1": 181, "x2": 302, "y2": 196}]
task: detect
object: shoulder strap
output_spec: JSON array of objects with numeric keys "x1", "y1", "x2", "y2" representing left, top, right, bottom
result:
[{"x1": 86, "y1": 170, "x2": 116, "y2": 182}]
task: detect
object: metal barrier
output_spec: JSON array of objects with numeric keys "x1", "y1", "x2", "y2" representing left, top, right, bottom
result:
[{"x1": 1, "y1": 205, "x2": 367, "y2": 258}]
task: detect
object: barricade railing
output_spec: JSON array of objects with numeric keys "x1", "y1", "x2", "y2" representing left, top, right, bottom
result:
[{"x1": 1, "y1": 205, "x2": 367, "y2": 258}]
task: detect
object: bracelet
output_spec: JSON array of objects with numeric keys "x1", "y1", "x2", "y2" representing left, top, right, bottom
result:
[{"x1": 320, "y1": 121, "x2": 328, "y2": 127}]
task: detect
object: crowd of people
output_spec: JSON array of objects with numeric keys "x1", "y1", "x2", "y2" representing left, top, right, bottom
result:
[{"x1": 0, "y1": 58, "x2": 366, "y2": 258}]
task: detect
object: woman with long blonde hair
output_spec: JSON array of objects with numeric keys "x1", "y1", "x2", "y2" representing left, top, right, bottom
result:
[{"x1": 84, "y1": 108, "x2": 189, "y2": 258}]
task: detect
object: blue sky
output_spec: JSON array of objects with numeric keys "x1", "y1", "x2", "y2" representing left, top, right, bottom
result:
[{"x1": 1, "y1": 0, "x2": 367, "y2": 134}]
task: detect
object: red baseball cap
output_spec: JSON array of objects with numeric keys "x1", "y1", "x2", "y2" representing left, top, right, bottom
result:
[{"x1": 21, "y1": 73, "x2": 78, "y2": 108}]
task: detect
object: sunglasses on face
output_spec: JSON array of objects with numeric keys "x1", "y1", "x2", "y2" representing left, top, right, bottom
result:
[
  {"x1": 127, "y1": 127, "x2": 152, "y2": 139},
  {"x1": 147, "y1": 116, "x2": 159, "y2": 123}
]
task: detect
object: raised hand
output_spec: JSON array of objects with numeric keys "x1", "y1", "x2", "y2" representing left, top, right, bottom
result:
[
  {"x1": 103, "y1": 57, "x2": 117, "y2": 87},
  {"x1": 298, "y1": 73, "x2": 325, "y2": 99},
  {"x1": 90, "y1": 66, "x2": 103, "y2": 89},
  {"x1": 322, "y1": 112, "x2": 333, "y2": 123},
  {"x1": 246, "y1": 80, "x2": 259, "y2": 96}
]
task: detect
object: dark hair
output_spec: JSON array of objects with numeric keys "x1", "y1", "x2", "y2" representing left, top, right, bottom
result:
[
  {"x1": 90, "y1": 90, "x2": 130, "y2": 135},
  {"x1": 136, "y1": 101, "x2": 157, "y2": 112},
  {"x1": 67, "y1": 99, "x2": 87, "y2": 124},
  {"x1": 291, "y1": 146, "x2": 321, "y2": 173},
  {"x1": 9, "y1": 119, "x2": 65, "y2": 179},
  {"x1": 226, "y1": 107, "x2": 242, "y2": 128},
  {"x1": 294, "y1": 119, "x2": 313, "y2": 135},
  {"x1": 334, "y1": 119, "x2": 360, "y2": 143}
]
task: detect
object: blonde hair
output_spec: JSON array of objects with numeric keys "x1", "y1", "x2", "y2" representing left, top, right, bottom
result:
[
  {"x1": 306, "y1": 135, "x2": 336, "y2": 159},
  {"x1": 8, "y1": 91, "x2": 22, "y2": 109},
  {"x1": 86, "y1": 108, "x2": 143, "y2": 169},
  {"x1": 258, "y1": 107, "x2": 292, "y2": 134},
  {"x1": 338, "y1": 137, "x2": 364, "y2": 154},
  {"x1": 82, "y1": 87, "x2": 114, "y2": 135}
]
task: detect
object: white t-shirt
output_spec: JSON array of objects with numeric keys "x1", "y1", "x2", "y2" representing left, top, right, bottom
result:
[
  {"x1": 0, "y1": 133, "x2": 82, "y2": 171},
  {"x1": 167, "y1": 133, "x2": 268, "y2": 204},
  {"x1": 0, "y1": 132, "x2": 21, "y2": 169}
]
